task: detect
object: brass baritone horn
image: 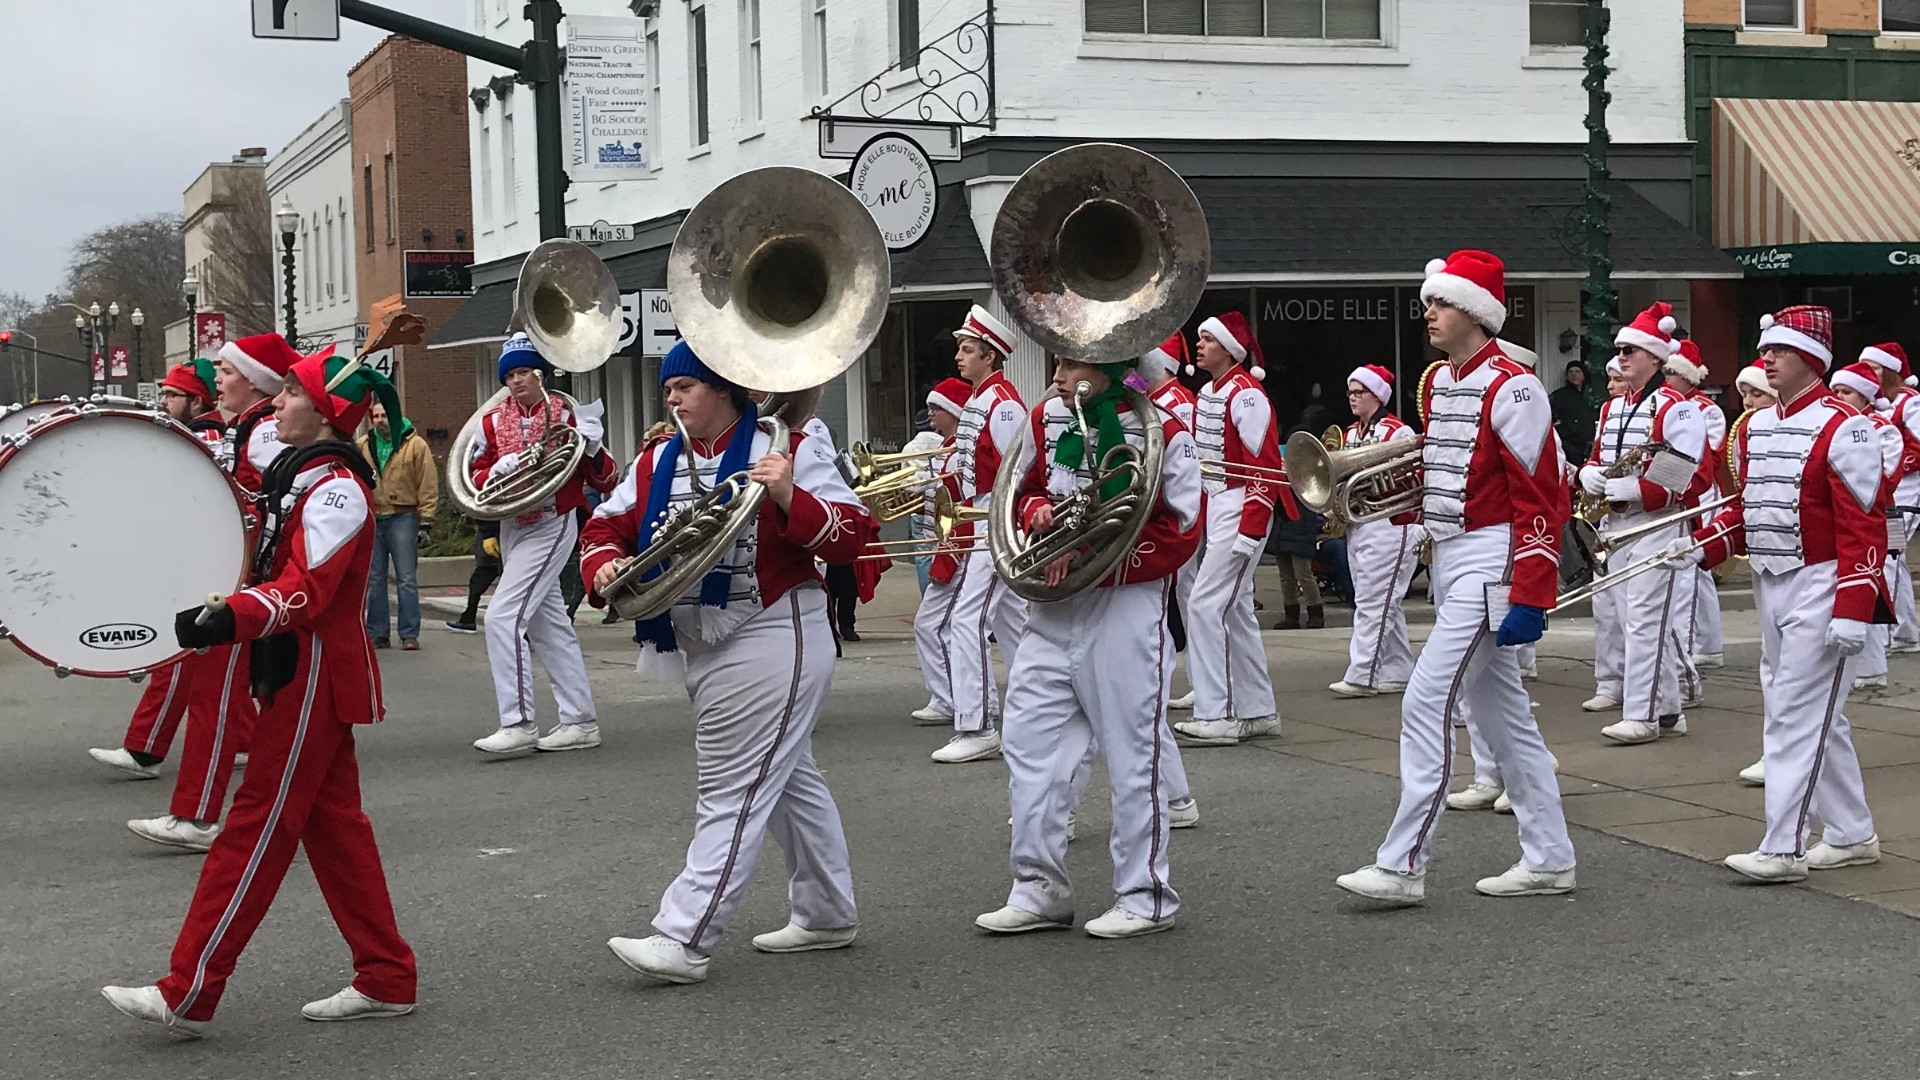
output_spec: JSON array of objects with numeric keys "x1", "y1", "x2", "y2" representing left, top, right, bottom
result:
[{"x1": 1285, "y1": 429, "x2": 1425, "y2": 527}]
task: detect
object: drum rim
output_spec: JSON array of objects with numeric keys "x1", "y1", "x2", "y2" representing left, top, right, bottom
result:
[{"x1": 0, "y1": 407, "x2": 251, "y2": 680}]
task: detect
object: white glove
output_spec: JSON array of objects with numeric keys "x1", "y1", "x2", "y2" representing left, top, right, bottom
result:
[
  {"x1": 576, "y1": 414, "x2": 605, "y2": 455},
  {"x1": 1604, "y1": 475, "x2": 1643, "y2": 505},
  {"x1": 487, "y1": 450, "x2": 523, "y2": 483},
  {"x1": 1826, "y1": 618, "x2": 1870, "y2": 656},
  {"x1": 1659, "y1": 543, "x2": 1704, "y2": 571},
  {"x1": 1578, "y1": 464, "x2": 1608, "y2": 496},
  {"x1": 1231, "y1": 533, "x2": 1263, "y2": 559}
]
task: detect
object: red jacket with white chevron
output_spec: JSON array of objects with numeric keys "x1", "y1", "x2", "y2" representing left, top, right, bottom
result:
[
  {"x1": 1417, "y1": 339, "x2": 1569, "y2": 609},
  {"x1": 1694, "y1": 385, "x2": 1895, "y2": 623}
]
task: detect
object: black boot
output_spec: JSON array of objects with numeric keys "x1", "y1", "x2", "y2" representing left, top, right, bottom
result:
[
  {"x1": 1273, "y1": 604, "x2": 1301, "y2": 630},
  {"x1": 1304, "y1": 604, "x2": 1326, "y2": 630}
]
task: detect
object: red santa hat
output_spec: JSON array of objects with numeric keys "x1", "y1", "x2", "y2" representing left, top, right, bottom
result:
[
  {"x1": 1615, "y1": 302, "x2": 1679, "y2": 359},
  {"x1": 1195, "y1": 311, "x2": 1265, "y2": 380},
  {"x1": 1419, "y1": 249, "x2": 1507, "y2": 334},
  {"x1": 1347, "y1": 364, "x2": 1392, "y2": 405},
  {"x1": 925, "y1": 377, "x2": 972, "y2": 420},
  {"x1": 1860, "y1": 342, "x2": 1909, "y2": 378},
  {"x1": 1605, "y1": 356, "x2": 1623, "y2": 376},
  {"x1": 1735, "y1": 357, "x2": 1774, "y2": 398},
  {"x1": 1831, "y1": 361, "x2": 1885, "y2": 404},
  {"x1": 1665, "y1": 338, "x2": 1708, "y2": 385},
  {"x1": 161, "y1": 358, "x2": 217, "y2": 405},
  {"x1": 217, "y1": 332, "x2": 304, "y2": 396},
  {"x1": 1757, "y1": 304, "x2": 1834, "y2": 369},
  {"x1": 953, "y1": 304, "x2": 1016, "y2": 358},
  {"x1": 1137, "y1": 331, "x2": 1189, "y2": 381}
]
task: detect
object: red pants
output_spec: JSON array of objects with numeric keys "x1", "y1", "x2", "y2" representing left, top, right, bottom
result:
[
  {"x1": 120, "y1": 647, "x2": 256, "y2": 823},
  {"x1": 156, "y1": 680, "x2": 414, "y2": 1022}
]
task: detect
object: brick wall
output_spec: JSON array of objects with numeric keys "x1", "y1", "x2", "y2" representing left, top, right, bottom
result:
[
  {"x1": 1685, "y1": 0, "x2": 1742, "y2": 25},
  {"x1": 350, "y1": 35, "x2": 481, "y2": 460},
  {"x1": 1688, "y1": 0, "x2": 1883, "y2": 29}
]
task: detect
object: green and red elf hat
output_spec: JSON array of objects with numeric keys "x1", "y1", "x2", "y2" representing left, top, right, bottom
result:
[
  {"x1": 161, "y1": 358, "x2": 218, "y2": 404},
  {"x1": 289, "y1": 348, "x2": 402, "y2": 436}
]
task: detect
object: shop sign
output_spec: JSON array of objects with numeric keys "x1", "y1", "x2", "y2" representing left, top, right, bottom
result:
[
  {"x1": 847, "y1": 133, "x2": 938, "y2": 251},
  {"x1": 1727, "y1": 242, "x2": 1920, "y2": 276}
]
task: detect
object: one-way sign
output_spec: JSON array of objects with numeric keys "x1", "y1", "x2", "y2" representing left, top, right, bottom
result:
[{"x1": 568, "y1": 220, "x2": 637, "y2": 244}]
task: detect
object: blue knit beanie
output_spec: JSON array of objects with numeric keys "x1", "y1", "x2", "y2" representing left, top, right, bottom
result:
[
  {"x1": 659, "y1": 339, "x2": 730, "y2": 389},
  {"x1": 498, "y1": 333, "x2": 549, "y2": 383}
]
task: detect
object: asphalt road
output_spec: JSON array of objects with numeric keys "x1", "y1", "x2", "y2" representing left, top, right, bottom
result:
[{"x1": 6, "y1": 622, "x2": 1919, "y2": 1080}]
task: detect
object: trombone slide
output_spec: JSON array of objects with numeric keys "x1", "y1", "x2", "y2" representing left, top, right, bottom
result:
[{"x1": 1551, "y1": 525, "x2": 1731, "y2": 613}]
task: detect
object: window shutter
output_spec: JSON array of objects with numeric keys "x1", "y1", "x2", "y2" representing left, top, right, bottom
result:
[{"x1": 1085, "y1": 0, "x2": 1145, "y2": 32}]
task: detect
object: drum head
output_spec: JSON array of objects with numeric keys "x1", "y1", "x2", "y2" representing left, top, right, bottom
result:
[{"x1": 0, "y1": 410, "x2": 249, "y2": 677}]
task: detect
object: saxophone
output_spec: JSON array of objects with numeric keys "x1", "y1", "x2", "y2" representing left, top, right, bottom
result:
[{"x1": 1575, "y1": 440, "x2": 1664, "y2": 523}]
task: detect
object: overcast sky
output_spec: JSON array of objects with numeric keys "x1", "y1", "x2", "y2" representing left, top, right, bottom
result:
[{"x1": 0, "y1": 0, "x2": 465, "y2": 301}]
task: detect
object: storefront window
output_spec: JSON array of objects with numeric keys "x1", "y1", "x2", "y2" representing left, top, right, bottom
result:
[{"x1": 864, "y1": 298, "x2": 973, "y2": 452}]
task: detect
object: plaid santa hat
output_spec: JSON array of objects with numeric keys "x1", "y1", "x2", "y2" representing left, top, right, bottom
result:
[{"x1": 1757, "y1": 305, "x2": 1835, "y2": 369}]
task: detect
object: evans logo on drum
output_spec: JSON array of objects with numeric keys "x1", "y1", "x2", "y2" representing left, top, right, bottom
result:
[{"x1": 80, "y1": 623, "x2": 158, "y2": 650}]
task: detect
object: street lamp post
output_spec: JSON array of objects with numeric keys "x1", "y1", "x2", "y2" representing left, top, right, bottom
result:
[
  {"x1": 130, "y1": 308, "x2": 146, "y2": 382},
  {"x1": 276, "y1": 198, "x2": 300, "y2": 342}
]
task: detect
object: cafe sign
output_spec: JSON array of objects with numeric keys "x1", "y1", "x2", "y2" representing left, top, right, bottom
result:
[{"x1": 1727, "y1": 243, "x2": 1920, "y2": 276}]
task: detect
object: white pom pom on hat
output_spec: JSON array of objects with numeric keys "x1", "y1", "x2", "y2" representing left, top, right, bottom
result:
[
  {"x1": 1184, "y1": 364, "x2": 1195, "y2": 376},
  {"x1": 1658, "y1": 315, "x2": 1677, "y2": 335},
  {"x1": 1249, "y1": 365, "x2": 1266, "y2": 380},
  {"x1": 1760, "y1": 313, "x2": 1775, "y2": 329},
  {"x1": 1425, "y1": 258, "x2": 1448, "y2": 276}
]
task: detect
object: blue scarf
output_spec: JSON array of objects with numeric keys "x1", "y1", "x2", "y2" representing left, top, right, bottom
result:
[{"x1": 631, "y1": 402, "x2": 759, "y2": 653}]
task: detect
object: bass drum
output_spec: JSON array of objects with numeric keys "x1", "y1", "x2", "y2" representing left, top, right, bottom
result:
[
  {"x1": 0, "y1": 407, "x2": 250, "y2": 678},
  {"x1": 0, "y1": 400, "x2": 73, "y2": 441}
]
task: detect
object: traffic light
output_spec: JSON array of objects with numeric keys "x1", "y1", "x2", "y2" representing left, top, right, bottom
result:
[{"x1": 0, "y1": 331, "x2": 11, "y2": 354}]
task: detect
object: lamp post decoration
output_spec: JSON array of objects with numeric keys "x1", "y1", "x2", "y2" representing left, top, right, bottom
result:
[
  {"x1": 1578, "y1": 0, "x2": 1616, "y2": 400},
  {"x1": 276, "y1": 197, "x2": 301, "y2": 341}
]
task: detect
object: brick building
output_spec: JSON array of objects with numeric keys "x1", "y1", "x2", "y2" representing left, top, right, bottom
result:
[{"x1": 350, "y1": 34, "x2": 477, "y2": 455}]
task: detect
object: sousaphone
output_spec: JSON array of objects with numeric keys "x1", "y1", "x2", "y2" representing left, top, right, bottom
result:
[{"x1": 984, "y1": 143, "x2": 1210, "y2": 602}]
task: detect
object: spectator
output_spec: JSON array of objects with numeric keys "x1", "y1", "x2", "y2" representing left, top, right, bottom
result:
[
  {"x1": 1551, "y1": 361, "x2": 1599, "y2": 461},
  {"x1": 1268, "y1": 505, "x2": 1325, "y2": 629},
  {"x1": 446, "y1": 520, "x2": 501, "y2": 634},
  {"x1": 358, "y1": 402, "x2": 437, "y2": 650},
  {"x1": 899, "y1": 407, "x2": 947, "y2": 594}
]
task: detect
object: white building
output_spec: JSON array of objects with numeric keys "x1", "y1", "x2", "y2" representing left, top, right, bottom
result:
[
  {"x1": 436, "y1": 0, "x2": 1737, "y2": 457},
  {"x1": 267, "y1": 99, "x2": 360, "y2": 354}
]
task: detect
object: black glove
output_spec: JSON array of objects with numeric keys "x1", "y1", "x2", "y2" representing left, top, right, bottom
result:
[
  {"x1": 250, "y1": 633, "x2": 299, "y2": 707},
  {"x1": 175, "y1": 603, "x2": 237, "y2": 649}
]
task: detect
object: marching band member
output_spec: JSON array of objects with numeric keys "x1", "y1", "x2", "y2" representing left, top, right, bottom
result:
[
  {"x1": 585, "y1": 341, "x2": 868, "y2": 984},
  {"x1": 104, "y1": 353, "x2": 417, "y2": 1034},
  {"x1": 910, "y1": 377, "x2": 972, "y2": 726},
  {"x1": 1677, "y1": 306, "x2": 1887, "y2": 880},
  {"x1": 1733, "y1": 358, "x2": 1777, "y2": 787},
  {"x1": 1498, "y1": 341, "x2": 1544, "y2": 681},
  {"x1": 1664, "y1": 340, "x2": 1727, "y2": 671},
  {"x1": 975, "y1": 351, "x2": 1201, "y2": 939},
  {"x1": 1329, "y1": 364, "x2": 1421, "y2": 698},
  {"x1": 931, "y1": 306, "x2": 1030, "y2": 764},
  {"x1": 1859, "y1": 342, "x2": 1920, "y2": 655},
  {"x1": 468, "y1": 334, "x2": 619, "y2": 755},
  {"x1": 89, "y1": 343, "x2": 301, "y2": 849},
  {"x1": 1172, "y1": 311, "x2": 1288, "y2": 747},
  {"x1": 1337, "y1": 249, "x2": 1575, "y2": 904},
  {"x1": 1138, "y1": 332, "x2": 1200, "y2": 709},
  {"x1": 1574, "y1": 303, "x2": 1707, "y2": 745},
  {"x1": 1828, "y1": 361, "x2": 1903, "y2": 692},
  {"x1": 1583, "y1": 357, "x2": 1631, "y2": 714}
]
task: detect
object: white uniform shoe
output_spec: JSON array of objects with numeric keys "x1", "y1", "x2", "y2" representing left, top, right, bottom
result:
[
  {"x1": 1693, "y1": 651, "x2": 1726, "y2": 669},
  {"x1": 473, "y1": 723, "x2": 539, "y2": 754},
  {"x1": 1854, "y1": 674, "x2": 1889, "y2": 691},
  {"x1": 1474, "y1": 863, "x2": 1576, "y2": 897},
  {"x1": 910, "y1": 705, "x2": 953, "y2": 725},
  {"x1": 1737, "y1": 759, "x2": 1765, "y2": 786},
  {"x1": 1660, "y1": 714, "x2": 1689, "y2": 737},
  {"x1": 1328, "y1": 680, "x2": 1378, "y2": 698},
  {"x1": 1890, "y1": 640, "x2": 1920, "y2": 655},
  {"x1": 750, "y1": 922, "x2": 858, "y2": 953},
  {"x1": 301, "y1": 986, "x2": 415, "y2": 1021},
  {"x1": 931, "y1": 730, "x2": 1002, "y2": 763},
  {"x1": 1600, "y1": 719, "x2": 1660, "y2": 745},
  {"x1": 1447, "y1": 782, "x2": 1503, "y2": 811},
  {"x1": 1334, "y1": 865, "x2": 1425, "y2": 905},
  {"x1": 1173, "y1": 715, "x2": 1279, "y2": 746},
  {"x1": 535, "y1": 722, "x2": 601, "y2": 752},
  {"x1": 89, "y1": 747, "x2": 160, "y2": 780},
  {"x1": 1808, "y1": 835, "x2": 1881, "y2": 870},
  {"x1": 1581, "y1": 694, "x2": 1621, "y2": 712},
  {"x1": 1168, "y1": 797, "x2": 1200, "y2": 829},
  {"x1": 1520, "y1": 664, "x2": 1539, "y2": 680},
  {"x1": 1682, "y1": 691, "x2": 1706, "y2": 709},
  {"x1": 1724, "y1": 851, "x2": 1809, "y2": 883},
  {"x1": 101, "y1": 985, "x2": 204, "y2": 1038},
  {"x1": 1084, "y1": 905, "x2": 1175, "y2": 939},
  {"x1": 1493, "y1": 791, "x2": 1512, "y2": 814},
  {"x1": 1167, "y1": 690, "x2": 1195, "y2": 710},
  {"x1": 127, "y1": 815, "x2": 218, "y2": 852},
  {"x1": 607, "y1": 935, "x2": 710, "y2": 984},
  {"x1": 974, "y1": 905, "x2": 1072, "y2": 934}
]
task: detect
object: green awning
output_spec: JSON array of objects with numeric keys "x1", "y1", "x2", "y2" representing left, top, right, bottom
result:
[{"x1": 1726, "y1": 242, "x2": 1920, "y2": 276}]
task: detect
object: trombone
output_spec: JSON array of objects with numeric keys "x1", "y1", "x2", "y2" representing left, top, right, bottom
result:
[
  {"x1": 1552, "y1": 496, "x2": 1737, "y2": 612},
  {"x1": 1198, "y1": 459, "x2": 1292, "y2": 485},
  {"x1": 856, "y1": 488, "x2": 987, "y2": 561}
]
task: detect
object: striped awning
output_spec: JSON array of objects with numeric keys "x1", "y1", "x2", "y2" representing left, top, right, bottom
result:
[{"x1": 1714, "y1": 97, "x2": 1920, "y2": 248}]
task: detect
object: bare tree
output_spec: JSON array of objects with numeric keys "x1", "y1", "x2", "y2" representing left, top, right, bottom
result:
[
  {"x1": 199, "y1": 179, "x2": 276, "y2": 342},
  {"x1": 61, "y1": 213, "x2": 190, "y2": 384}
]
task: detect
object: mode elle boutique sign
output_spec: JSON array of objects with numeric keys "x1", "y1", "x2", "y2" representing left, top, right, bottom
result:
[{"x1": 846, "y1": 134, "x2": 938, "y2": 251}]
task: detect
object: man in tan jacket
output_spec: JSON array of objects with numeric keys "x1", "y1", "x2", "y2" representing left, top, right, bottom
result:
[{"x1": 358, "y1": 402, "x2": 439, "y2": 650}]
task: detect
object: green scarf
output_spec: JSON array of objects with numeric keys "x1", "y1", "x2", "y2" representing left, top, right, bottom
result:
[
  {"x1": 1053, "y1": 365, "x2": 1134, "y2": 500},
  {"x1": 370, "y1": 417, "x2": 414, "y2": 474}
]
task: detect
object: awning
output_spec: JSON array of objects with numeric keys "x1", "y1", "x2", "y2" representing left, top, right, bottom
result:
[
  {"x1": 1189, "y1": 176, "x2": 1741, "y2": 280},
  {"x1": 1713, "y1": 97, "x2": 1920, "y2": 268},
  {"x1": 427, "y1": 280, "x2": 513, "y2": 349}
]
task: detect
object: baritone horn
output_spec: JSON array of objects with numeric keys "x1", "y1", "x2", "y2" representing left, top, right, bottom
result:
[
  {"x1": 984, "y1": 142, "x2": 1210, "y2": 602},
  {"x1": 1286, "y1": 428, "x2": 1425, "y2": 527},
  {"x1": 447, "y1": 237, "x2": 621, "y2": 521},
  {"x1": 601, "y1": 166, "x2": 890, "y2": 621}
]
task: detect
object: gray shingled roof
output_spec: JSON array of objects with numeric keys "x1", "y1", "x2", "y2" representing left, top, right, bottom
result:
[{"x1": 889, "y1": 185, "x2": 989, "y2": 287}]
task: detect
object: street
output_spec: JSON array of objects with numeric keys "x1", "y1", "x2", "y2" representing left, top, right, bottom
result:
[{"x1": 7, "y1": 585, "x2": 1920, "y2": 1080}]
